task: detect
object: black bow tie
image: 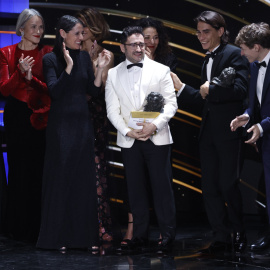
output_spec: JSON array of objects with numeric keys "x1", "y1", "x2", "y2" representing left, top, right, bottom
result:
[
  {"x1": 204, "y1": 51, "x2": 217, "y2": 64},
  {"x1": 255, "y1": 61, "x2": 267, "y2": 68},
  {"x1": 127, "y1": 63, "x2": 143, "y2": 69}
]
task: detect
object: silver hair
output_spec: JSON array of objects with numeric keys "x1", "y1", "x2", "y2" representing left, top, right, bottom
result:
[{"x1": 15, "y1": 8, "x2": 45, "y2": 37}]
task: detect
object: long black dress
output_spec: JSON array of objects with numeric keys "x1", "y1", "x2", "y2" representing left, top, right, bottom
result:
[{"x1": 36, "y1": 49, "x2": 100, "y2": 249}]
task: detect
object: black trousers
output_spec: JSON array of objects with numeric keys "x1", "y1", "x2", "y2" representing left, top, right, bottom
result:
[
  {"x1": 121, "y1": 140, "x2": 176, "y2": 240},
  {"x1": 199, "y1": 120, "x2": 244, "y2": 242}
]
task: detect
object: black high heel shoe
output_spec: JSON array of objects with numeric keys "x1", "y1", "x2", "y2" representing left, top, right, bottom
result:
[{"x1": 121, "y1": 221, "x2": 133, "y2": 249}]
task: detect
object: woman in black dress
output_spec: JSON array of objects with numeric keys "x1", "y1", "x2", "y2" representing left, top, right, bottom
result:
[
  {"x1": 36, "y1": 15, "x2": 111, "y2": 251},
  {"x1": 76, "y1": 7, "x2": 114, "y2": 243}
]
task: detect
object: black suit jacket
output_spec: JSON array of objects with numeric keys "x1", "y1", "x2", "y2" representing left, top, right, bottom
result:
[{"x1": 179, "y1": 44, "x2": 249, "y2": 141}]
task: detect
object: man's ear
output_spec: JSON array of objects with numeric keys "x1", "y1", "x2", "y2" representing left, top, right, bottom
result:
[
  {"x1": 218, "y1": 27, "x2": 224, "y2": 38},
  {"x1": 254, "y1": 44, "x2": 261, "y2": 52},
  {"x1": 59, "y1": 29, "x2": 66, "y2": 39},
  {"x1": 120, "y1": 44, "x2": 125, "y2": 54}
]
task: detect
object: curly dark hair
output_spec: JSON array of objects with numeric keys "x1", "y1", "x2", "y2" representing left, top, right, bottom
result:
[
  {"x1": 235, "y1": 22, "x2": 270, "y2": 49},
  {"x1": 135, "y1": 17, "x2": 172, "y2": 60}
]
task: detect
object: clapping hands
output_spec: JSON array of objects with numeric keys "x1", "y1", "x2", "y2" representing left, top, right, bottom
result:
[
  {"x1": 96, "y1": 49, "x2": 111, "y2": 69},
  {"x1": 19, "y1": 53, "x2": 35, "y2": 80}
]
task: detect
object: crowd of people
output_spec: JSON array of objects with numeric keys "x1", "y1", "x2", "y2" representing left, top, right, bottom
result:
[{"x1": 0, "y1": 6, "x2": 270, "y2": 255}]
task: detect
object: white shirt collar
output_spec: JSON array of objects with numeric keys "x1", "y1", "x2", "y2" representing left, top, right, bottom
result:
[
  {"x1": 260, "y1": 50, "x2": 270, "y2": 66},
  {"x1": 207, "y1": 44, "x2": 220, "y2": 54}
]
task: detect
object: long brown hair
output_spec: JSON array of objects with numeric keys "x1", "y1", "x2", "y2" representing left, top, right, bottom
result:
[{"x1": 76, "y1": 7, "x2": 110, "y2": 44}]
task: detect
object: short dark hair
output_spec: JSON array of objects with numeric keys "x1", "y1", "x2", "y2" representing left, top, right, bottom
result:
[
  {"x1": 194, "y1": 11, "x2": 229, "y2": 44},
  {"x1": 53, "y1": 15, "x2": 83, "y2": 59},
  {"x1": 235, "y1": 22, "x2": 270, "y2": 49},
  {"x1": 135, "y1": 17, "x2": 172, "y2": 60},
  {"x1": 120, "y1": 26, "x2": 144, "y2": 44}
]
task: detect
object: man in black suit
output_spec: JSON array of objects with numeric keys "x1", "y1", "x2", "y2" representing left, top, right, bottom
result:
[{"x1": 171, "y1": 11, "x2": 249, "y2": 253}]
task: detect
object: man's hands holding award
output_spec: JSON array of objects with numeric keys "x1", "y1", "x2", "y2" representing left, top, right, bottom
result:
[
  {"x1": 127, "y1": 92, "x2": 164, "y2": 141},
  {"x1": 200, "y1": 67, "x2": 236, "y2": 99}
]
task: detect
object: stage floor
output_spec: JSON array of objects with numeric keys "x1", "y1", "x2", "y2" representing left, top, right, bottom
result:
[{"x1": 1, "y1": 221, "x2": 270, "y2": 270}]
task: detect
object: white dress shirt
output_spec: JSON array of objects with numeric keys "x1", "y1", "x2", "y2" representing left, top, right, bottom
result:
[
  {"x1": 176, "y1": 45, "x2": 220, "y2": 97},
  {"x1": 126, "y1": 59, "x2": 144, "y2": 111}
]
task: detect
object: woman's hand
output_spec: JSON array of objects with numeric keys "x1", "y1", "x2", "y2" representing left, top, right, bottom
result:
[
  {"x1": 96, "y1": 49, "x2": 111, "y2": 69},
  {"x1": 63, "y1": 42, "x2": 73, "y2": 74},
  {"x1": 145, "y1": 47, "x2": 154, "y2": 60},
  {"x1": 19, "y1": 53, "x2": 35, "y2": 75},
  {"x1": 25, "y1": 68, "x2": 32, "y2": 81}
]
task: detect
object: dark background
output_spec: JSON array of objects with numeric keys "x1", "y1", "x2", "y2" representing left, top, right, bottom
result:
[{"x1": 1, "y1": 0, "x2": 269, "y2": 226}]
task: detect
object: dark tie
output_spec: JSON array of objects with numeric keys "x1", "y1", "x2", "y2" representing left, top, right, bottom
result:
[
  {"x1": 204, "y1": 51, "x2": 217, "y2": 64},
  {"x1": 255, "y1": 61, "x2": 267, "y2": 68},
  {"x1": 127, "y1": 63, "x2": 143, "y2": 69}
]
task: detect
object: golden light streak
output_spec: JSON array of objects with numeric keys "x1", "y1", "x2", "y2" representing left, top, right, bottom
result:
[
  {"x1": 110, "y1": 198, "x2": 124, "y2": 204},
  {"x1": 173, "y1": 179, "x2": 202, "y2": 194},
  {"x1": 174, "y1": 253, "x2": 201, "y2": 259},
  {"x1": 103, "y1": 41, "x2": 120, "y2": 46},
  {"x1": 172, "y1": 158, "x2": 201, "y2": 172},
  {"x1": 176, "y1": 109, "x2": 202, "y2": 121},
  {"x1": 44, "y1": 34, "x2": 56, "y2": 39},
  {"x1": 0, "y1": 31, "x2": 15, "y2": 34},
  {"x1": 173, "y1": 149, "x2": 200, "y2": 162},
  {"x1": 184, "y1": 0, "x2": 250, "y2": 24},
  {"x1": 177, "y1": 68, "x2": 201, "y2": 79},
  {"x1": 169, "y1": 42, "x2": 205, "y2": 57},
  {"x1": 259, "y1": 0, "x2": 270, "y2": 7},
  {"x1": 172, "y1": 116, "x2": 201, "y2": 128},
  {"x1": 109, "y1": 173, "x2": 124, "y2": 179},
  {"x1": 109, "y1": 163, "x2": 124, "y2": 169},
  {"x1": 239, "y1": 179, "x2": 266, "y2": 198},
  {"x1": 172, "y1": 164, "x2": 201, "y2": 178}
]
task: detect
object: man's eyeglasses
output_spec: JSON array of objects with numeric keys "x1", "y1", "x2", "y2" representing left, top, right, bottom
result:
[{"x1": 124, "y1": 43, "x2": 145, "y2": 49}]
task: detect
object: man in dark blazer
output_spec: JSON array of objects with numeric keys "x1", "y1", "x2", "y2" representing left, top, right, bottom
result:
[
  {"x1": 171, "y1": 11, "x2": 249, "y2": 254},
  {"x1": 231, "y1": 22, "x2": 270, "y2": 251}
]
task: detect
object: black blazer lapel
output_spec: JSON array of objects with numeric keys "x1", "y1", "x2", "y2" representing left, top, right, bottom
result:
[
  {"x1": 261, "y1": 64, "x2": 270, "y2": 103},
  {"x1": 210, "y1": 45, "x2": 226, "y2": 80},
  {"x1": 201, "y1": 59, "x2": 207, "y2": 83}
]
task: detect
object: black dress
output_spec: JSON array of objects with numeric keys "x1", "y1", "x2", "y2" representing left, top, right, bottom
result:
[{"x1": 36, "y1": 49, "x2": 100, "y2": 249}]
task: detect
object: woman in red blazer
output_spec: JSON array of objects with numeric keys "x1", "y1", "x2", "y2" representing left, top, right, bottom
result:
[{"x1": 0, "y1": 8, "x2": 52, "y2": 242}]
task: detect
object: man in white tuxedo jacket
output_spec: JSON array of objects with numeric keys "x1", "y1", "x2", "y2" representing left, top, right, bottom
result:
[{"x1": 105, "y1": 26, "x2": 177, "y2": 250}]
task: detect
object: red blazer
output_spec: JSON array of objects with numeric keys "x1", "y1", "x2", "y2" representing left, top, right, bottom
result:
[{"x1": 0, "y1": 43, "x2": 52, "y2": 129}]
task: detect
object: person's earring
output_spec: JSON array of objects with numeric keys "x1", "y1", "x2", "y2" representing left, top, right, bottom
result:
[{"x1": 21, "y1": 31, "x2": 24, "y2": 40}]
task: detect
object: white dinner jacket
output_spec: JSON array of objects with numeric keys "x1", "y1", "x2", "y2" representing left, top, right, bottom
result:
[{"x1": 105, "y1": 56, "x2": 177, "y2": 148}]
